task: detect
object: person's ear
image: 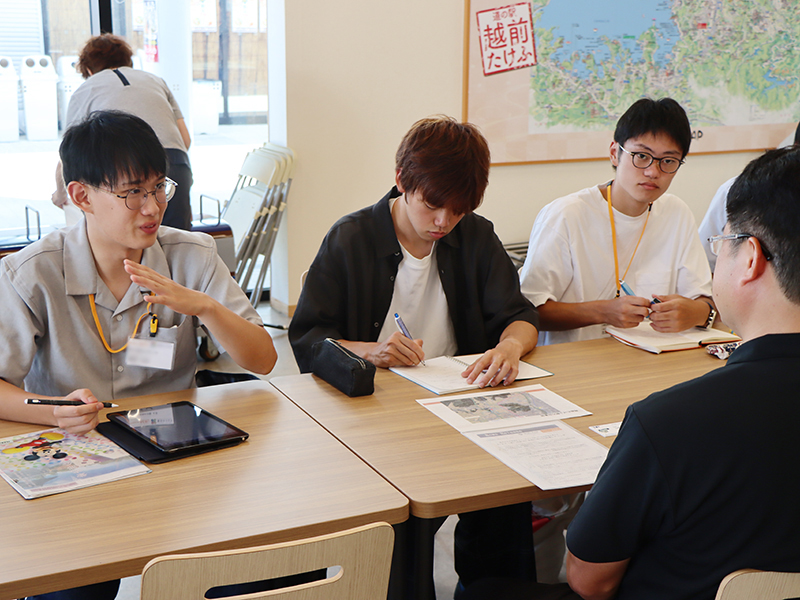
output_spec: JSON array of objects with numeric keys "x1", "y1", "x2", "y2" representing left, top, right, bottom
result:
[
  {"x1": 395, "y1": 170, "x2": 405, "y2": 193},
  {"x1": 732, "y1": 235, "x2": 769, "y2": 288},
  {"x1": 67, "y1": 182, "x2": 93, "y2": 214},
  {"x1": 609, "y1": 141, "x2": 619, "y2": 167}
]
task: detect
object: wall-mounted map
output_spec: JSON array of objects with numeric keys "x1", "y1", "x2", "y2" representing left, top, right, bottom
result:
[{"x1": 465, "y1": 0, "x2": 800, "y2": 164}]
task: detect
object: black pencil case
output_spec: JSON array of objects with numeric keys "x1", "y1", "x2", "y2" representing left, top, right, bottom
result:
[{"x1": 311, "y1": 337, "x2": 376, "y2": 397}]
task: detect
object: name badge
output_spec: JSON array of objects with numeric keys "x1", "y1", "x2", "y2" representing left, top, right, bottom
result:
[{"x1": 126, "y1": 337, "x2": 176, "y2": 370}]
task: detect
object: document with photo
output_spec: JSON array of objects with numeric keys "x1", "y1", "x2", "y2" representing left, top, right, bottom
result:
[{"x1": 417, "y1": 384, "x2": 590, "y2": 433}]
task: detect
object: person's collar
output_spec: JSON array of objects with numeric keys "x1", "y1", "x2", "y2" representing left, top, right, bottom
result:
[
  {"x1": 373, "y1": 187, "x2": 403, "y2": 258},
  {"x1": 64, "y1": 221, "x2": 171, "y2": 312},
  {"x1": 726, "y1": 332, "x2": 800, "y2": 366}
]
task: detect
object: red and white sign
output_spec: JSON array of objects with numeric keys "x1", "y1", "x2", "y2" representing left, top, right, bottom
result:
[{"x1": 476, "y1": 2, "x2": 537, "y2": 76}]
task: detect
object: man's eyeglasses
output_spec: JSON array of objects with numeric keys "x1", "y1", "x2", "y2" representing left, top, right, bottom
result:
[
  {"x1": 89, "y1": 178, "x2": 177, "y2": 211},
  {"x1": 619, "y1": 145, "x2": 684, "y2": 174},
  {"x1": 708, "y1": 233, "x2": 773, "y2": 261}
]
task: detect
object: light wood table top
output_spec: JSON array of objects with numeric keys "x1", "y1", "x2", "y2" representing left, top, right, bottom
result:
[
  {"x1": 0, "y1": 380, "x2": 408, "y2": 600},
  {"x1": 271, "y1": 337, "x2": 726, "y2": 519}
]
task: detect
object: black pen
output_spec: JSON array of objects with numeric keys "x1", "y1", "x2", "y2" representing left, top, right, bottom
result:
[{"x1": 25, "y1": 399, "x2": 119, "y2": 408}]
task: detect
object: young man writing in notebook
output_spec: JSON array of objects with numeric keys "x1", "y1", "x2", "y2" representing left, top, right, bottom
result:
[
  {"x1": 289, "y1": 115, "x2": 540, "y2": 595},
  {"x1": 519, "y1": 97, "x2": 714, "y2": 346},
  {"x1": 290, "y1": 115, "x2": 539, "y2": 385}
]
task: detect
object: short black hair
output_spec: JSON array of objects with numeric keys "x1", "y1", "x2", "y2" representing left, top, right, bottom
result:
[
  {"x1": 60, "y1": 110, "x2": 167, "y2": 190},
  {"x1": 614, "y1": 97, "x2": 692, "y2": 159},
  {"x1": 727, "y1": 146, "x2": 800, "y2": 304}
]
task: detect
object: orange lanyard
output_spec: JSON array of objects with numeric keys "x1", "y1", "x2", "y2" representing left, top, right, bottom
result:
[
  {"x1": 88, "y1": 294, "x2": 155, "y2": 353},
  {"x1": 603, "y1": 182, "x2": 651, "y2": 298}
]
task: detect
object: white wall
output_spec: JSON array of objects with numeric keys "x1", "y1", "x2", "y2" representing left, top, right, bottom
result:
[{"x1": 269, "y1": 0, "x2": 763, "y2": 311}]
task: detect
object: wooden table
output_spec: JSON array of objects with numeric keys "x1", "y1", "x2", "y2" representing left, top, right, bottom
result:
[
  {"x1": 270, "y1": 337, "x2": 726, "y2": 598},
  {"x1": 0, "y1": 380, "x2": 408, "y2": 600}
]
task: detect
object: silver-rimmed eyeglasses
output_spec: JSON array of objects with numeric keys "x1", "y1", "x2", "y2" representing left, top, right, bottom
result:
[
  {"x1": 90, "y1": 177, "x2": 178, "y2": 211},
  {"x1": 619, "y1": 145, "x2": 684, "y2": 174},
  {"x1": 708, "y1": 233, "x2": 773, "y2": 261}
]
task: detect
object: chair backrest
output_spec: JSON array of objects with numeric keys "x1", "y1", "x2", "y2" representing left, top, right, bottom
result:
[
  {"x1": 140, "y1": 522, "x2": 394, "y2": 600},
  {"x1": 715, "y1": 569, "x2": 800, "y2": 600}
]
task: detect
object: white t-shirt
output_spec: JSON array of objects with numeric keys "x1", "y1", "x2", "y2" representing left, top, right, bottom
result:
[
  {"x1": 377, "y1": 202, "x2": 457, "y2": 358},
  {"x1": 520, "y1": 185, "x2": 713, "y2": 346},
  {"x1": 698, "y1": 176, "x2": 736, "y2": 272}
]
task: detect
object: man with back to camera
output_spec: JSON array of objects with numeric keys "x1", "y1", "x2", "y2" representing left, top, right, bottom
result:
[
  {"x1": 289, "y1": 115, "x2": 540, "y2": 596},
  {"x1": 519, "y1": 97, "x2": 715, "y2": 346},
  {"x1": 0, "y1": 111, "x2": 277, "y2": 600},
  {"x1": 564, "y1": 145, "x2": 800, "y2": 600},
  {"x1": 458, "y1": 147, "x2": 800, "y2": 600}
]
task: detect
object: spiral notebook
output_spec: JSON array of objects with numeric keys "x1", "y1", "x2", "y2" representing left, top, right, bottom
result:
[{"x1": 390, "y1": 354, "x2": 552, "y2": 395}]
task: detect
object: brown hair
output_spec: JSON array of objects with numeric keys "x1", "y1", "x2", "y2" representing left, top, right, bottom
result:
[
  {"x1": 395, "y1": 116, "x2": 490, "y2": 215},
  {"x1": 77, "y1": 34, "x2": 134, "y2": 79}
]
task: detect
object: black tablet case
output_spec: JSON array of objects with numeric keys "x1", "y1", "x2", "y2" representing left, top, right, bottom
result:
[{"x1": 97, "y1": 420, "x2": 245, "y2": 464}]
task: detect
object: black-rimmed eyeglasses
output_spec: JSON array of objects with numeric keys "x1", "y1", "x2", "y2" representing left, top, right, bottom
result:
[{"x1": 619, "y1": 145, "x2": 684, "y2": 174}]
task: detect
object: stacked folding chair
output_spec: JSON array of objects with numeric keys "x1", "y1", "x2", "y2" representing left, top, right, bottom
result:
[{"x1": 229, "y1": 144, "x2": 295, "y2": 307}]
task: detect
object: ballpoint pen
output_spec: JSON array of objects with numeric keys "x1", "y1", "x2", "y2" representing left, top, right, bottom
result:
[
  {"x1": 394, "y1": 313, "x2": 426, "y2": 366},
  {"x1": 621, "y1": 280, "x2": 661, "y2": 304},
  {"x1": 25, "y1": 399, "x2": 119, "y2": 408}
]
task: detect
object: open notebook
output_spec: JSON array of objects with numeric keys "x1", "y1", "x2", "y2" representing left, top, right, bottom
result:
[
  {"x1": 606, "y1": 322, "x2": 741, "y2": 354},
  {"x1": 390, "y1": 354, "x2": 552, "y2": 395}
]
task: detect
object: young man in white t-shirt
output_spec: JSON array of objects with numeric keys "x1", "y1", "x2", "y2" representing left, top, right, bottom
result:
[
  {"x1": 520, "y1": 97, "x2": 714, "y2": 346},
  {"x1": 289, "y1": 115, "x2": 540, "y2": 596}
]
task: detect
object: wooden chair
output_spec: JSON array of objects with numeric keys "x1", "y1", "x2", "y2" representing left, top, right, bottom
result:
[
  {"x1": 715, "y1": 569, "x2": 800, "y2": 600},
  {"x1": 140, "y1": 522, "x2": 394, "y2": 600}
]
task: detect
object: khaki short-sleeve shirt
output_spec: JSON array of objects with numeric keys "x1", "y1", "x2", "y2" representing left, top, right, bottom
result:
[{"x1": 0, "y1": 220, "x2": 261, "y2": 399}]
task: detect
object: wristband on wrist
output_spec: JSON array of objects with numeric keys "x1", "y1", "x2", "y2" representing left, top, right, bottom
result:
[{"x1": 701, "y1": 301, "x2": 717, "y2": 329}]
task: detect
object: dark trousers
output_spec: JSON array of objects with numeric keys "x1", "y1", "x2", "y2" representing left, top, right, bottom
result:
[
  {"x1": 455, "y1": 502, "x2": 537, "y2": 587},
  {"x1": 163, "y1": 150, "x2": 193, "y2": 231}
]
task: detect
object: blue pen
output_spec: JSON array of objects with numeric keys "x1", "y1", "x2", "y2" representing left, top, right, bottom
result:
[
  {"x1": 394, "y1": 313, "x2": 426, "y2": 366},
  {"x1": 621, "y1": 280, "x2": 661, "y2": 309},
  {"x1": 619, "y1": 280, "x2": 636, "y2": 296}
]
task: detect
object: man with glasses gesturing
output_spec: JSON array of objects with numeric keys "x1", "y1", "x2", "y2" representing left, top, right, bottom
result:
[
  {"x1": 0, "y1": 111, "x2": 276, "y2": 445},
  {"x1": 520, "y1": 97, "x2": 715, "y2": 348}
]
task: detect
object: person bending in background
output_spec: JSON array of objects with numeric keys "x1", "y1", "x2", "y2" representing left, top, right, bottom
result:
[
  {"x1": 2, "y1": 111, "x2": 276, "y2": 600},
  {"x1": 289, "y1": 115, "x2": 539, "y2": 597},
  {"x1": 52, "y1": 33, "x2": 194, "y2": 230}
]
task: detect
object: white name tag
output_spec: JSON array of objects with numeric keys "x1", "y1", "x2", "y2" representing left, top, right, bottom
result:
[{"x1": 126, "y1": 337, "x2": 176, "y2": 370}]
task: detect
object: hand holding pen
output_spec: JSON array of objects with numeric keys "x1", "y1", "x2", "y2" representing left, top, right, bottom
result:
[
  {"x1": 606, "y1": 280, "x2": 651, "y2": 328},
  {"x1": 26, "y1": 399, "x2": 119, "y2": 408},
  {"x1": 393, "y1": 313, "x2": 426, "y2": 366},
  {"x1": 25, "y1": 389, "x2": 109, "y2": 435}
]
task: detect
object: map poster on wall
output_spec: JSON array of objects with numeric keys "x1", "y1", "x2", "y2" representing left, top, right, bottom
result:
[
  {"x1": 477, "y1": 3, "x2": 537, "y2": 76},
  {"x1": 464, "y1": 0, "x2": 800, "y2": 165}
]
